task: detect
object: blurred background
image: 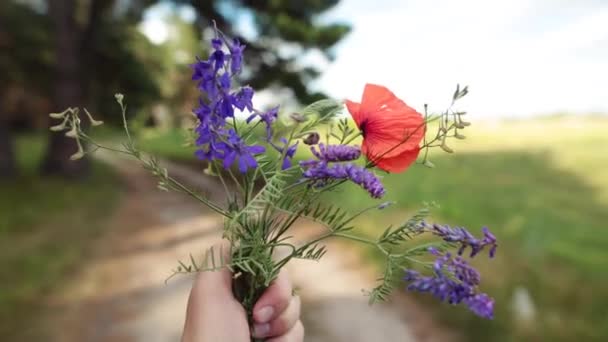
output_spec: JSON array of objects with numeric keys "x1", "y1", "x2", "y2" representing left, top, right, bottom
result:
[{"x1": 1, "y1": 0, "x2": 607, "y2": 341}]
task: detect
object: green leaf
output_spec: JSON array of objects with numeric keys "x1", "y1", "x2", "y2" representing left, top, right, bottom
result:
[{"x1": 298, "y1": 99, "x2": 343, "y2": 133}]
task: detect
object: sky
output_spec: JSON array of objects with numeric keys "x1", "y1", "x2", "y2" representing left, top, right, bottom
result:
[{"x1": 141, "y1": 0, "x2": 608, "y2": 118}]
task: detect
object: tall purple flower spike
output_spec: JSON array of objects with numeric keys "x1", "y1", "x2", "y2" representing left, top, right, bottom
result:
[{"x1": 191, "y1": 33, "x2": 265, "y2": 173}]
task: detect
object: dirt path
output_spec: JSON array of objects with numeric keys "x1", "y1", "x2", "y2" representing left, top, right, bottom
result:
[{"x1": 47, "y1": 155, "x2": 456, "y2": 342}]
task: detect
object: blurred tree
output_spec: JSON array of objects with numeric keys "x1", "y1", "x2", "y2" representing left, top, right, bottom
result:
[
  {"x1": 0, "y1": 0, "x2": 349, "y2": 178},
  {"x1": 0, "y1": 1, "x2": 53, "y2": 178},
  {"x1": 42, "y1": 0, "x2": 164, "y2": 177},
  {"x1": 178, "y1": 0, "x2": 350, "y2": 104},
  {"x1": 1, "y1": 0, "x2": 163, "y2": 178}
]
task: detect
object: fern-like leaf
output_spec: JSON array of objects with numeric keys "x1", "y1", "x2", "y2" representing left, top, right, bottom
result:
[
  {"x1": 298, "y1": 99, "x2": 343, "y2": 134},
  {"x1": 377, "y1": 207, "x2": 430, "y2": 245},
  {"x1": 293, "y1": 243, "x2": 327, "y2": 262},
  {"x1": 231, "y1": 168, "x2": 297, "y2": 225}
]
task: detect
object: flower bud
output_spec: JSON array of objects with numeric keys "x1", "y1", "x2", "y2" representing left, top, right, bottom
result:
[
  {"x1": 303, "y1": 132, "x2": 320, "y2": 145},
  {"x1": 378, "y1": 201, "x2": 395, "y2": 210},
  {"x1": 204, "y1": 163, "x2": 218, "y2": 176},
  {"x1": 115, "y1": 93, "x2": 124, "y2": 104},
  {"x1": 50, "y1": 121, "x2": 68, "y2": 131},
  {"x1": 49, "y1": 110, "x2": 68, "y2": 119},
  {"x1": 65, "y1": 126, "x2": 78, "y2": 138},
  {"x1": 84, "y1": 108, "x2": 104, "y2": 126},
  {"x1": 423, "y1": 160, "x2": 436, "y2": 168},
  {"x1": 290, "y1": 112, "x2": 306, "y2": 123},
  {"x1": 70, "y1": 149, "x2": 85, "y2": 160},
  {"x1": 454, "y1": 132, "x2": 466, "y2": 140},
  {"x1": 440, "y1": 142, "x2": 454, "y2": 153}
]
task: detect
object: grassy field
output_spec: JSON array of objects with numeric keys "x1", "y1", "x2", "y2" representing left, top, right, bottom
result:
[
  {"x1": 0, "y1": 134, "x2": 120, "y2": 340},
  {"x1": 139, "y1": 115, "x2": 608, "y2": 341},
  {"x1": 328, "y1": 116, "x2": 608, "y2": 342}
]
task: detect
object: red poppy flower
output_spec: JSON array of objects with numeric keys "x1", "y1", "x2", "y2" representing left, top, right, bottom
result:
[{"x1": 346, "y1": 84, "x2": 425, "y2": 173}]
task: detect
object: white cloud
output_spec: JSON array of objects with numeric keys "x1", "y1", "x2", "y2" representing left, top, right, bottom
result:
[{"x1": 317, "y1": 0, "x2": 608, "y2": 118}]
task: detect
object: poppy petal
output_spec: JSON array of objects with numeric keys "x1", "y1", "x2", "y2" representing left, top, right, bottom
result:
[
  {"x1": 362, "y1": 104, "x2": 424, "y2": 159},
  {"x1": 371, "y1": 147, "x2": 421, "y2": 173},
  {"x1": 360, "y1": 84, "x2": 400, "y2": 114},
  {"x1": 345, "y1": 99, "x2": 364, "y2": 127}
]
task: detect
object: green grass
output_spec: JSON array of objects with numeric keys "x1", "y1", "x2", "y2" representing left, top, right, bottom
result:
[
  {"x1": 136, "y1": 127, "x2": 198, "y2": 162},
  {"x1": 327, "y1": 116, "x2": 608, "y2": 342},
  {"x1": 139, "y1": 116, "x2": 608, "y2": 341},
  {"x1": 0, "y1": 134, "x2": 120, "y2": 340}
]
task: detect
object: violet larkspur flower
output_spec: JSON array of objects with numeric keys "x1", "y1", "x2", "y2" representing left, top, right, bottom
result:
[
  {"x1": 301, "y1": 162, "x2": 385, "y2": 198},
  {"x1": 247, "y1": 106, "x2": 279, "y2": 140},
  {"x1": 404, "y1": 248, "x2": 495, "y2": 319},
  {"x1": 191, "y1": 32, "x2": 267, "y2": 173},
  {"x1": 234, "y1": 86, "x2": 254, "y2": 112},
  {"x1": 216, "y1": 130, "x2": 266, "y2": 173},
  {"x1": 270, "y1": 138, "x2": 299, "y2": 170},
  {"x1": 424, "y1": 223, "x2": 498, "y2": 258},
  {"x1": 310, "y1": 143, "x2": 361, "y2": 162},
  {"x1": 229, "y1": 38, "x2": 246, "y2": 74}
]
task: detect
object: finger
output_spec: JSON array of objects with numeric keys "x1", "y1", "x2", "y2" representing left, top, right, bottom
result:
[
  {"x1": 253, "y1": 295, "x2": 301, "y2": 338},
  {"x1": 253, "y1": 271, "x2": 292, "y2": 323},
  {"x1": 189, "y1": 243, "x2": 233, "y2": 299},
  {"x1": 183, "y1": 243, "x2": 234, "y2": 339},
  {"x1": 266, "y1": 320, "x2": 304, "y2": 342},
  {"x1": 190, "y1": 266, "x2": 233, "y2": 300}
]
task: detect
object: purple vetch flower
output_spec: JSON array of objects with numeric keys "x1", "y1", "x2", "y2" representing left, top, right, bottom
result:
[
  {"x1": 423, "y1": 223, "x2": 498, "y2": 258},
  {"x1": 299, "y1": 142, "x2": 383, "y2": 198},
  {"x1": 404, "y1": 248, "x2": 494, "y2": 319},
  {"x1": 310, "y1": 143, "x2": 361, "y2": 162},
  {"x1": 301, "y1": 162, "x2": 385, "y2": 198},
  {"x1": 429, "y1": 247, "x2": 480, "y2": 286},
  {"x1": 464, "y1": 293, "x2": 495, "y2": 319}
]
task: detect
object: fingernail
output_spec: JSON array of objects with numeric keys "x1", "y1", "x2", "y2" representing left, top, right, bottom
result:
[
  {"x1": 255, "y1": 306, "x2": 274, "y2": 323},
  {"x1": 253, "y1": 323, "x2": 270, "y2": 337}
]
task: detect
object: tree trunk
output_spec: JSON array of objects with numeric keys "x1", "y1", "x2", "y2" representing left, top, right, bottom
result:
[
  {"x1": 0, "y1": 120, "x2": 17, "y2": 178},
  {"x1": 41, "y1": 0, "x2": 90, "y2": 178}
]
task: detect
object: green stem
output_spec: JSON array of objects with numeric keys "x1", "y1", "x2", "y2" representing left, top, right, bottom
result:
[{"x1": 164, "y1": 175, "x2": 231, "y2": 218}]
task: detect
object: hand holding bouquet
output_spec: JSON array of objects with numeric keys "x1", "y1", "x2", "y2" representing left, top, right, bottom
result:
[{"x1": 50, "y1": 26, "x2": 497, "y2": 341}]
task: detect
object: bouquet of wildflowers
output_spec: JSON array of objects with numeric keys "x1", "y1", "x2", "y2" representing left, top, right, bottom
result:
[{"x1": 50, "y1": 27, "x2": 497, "y2": 341}]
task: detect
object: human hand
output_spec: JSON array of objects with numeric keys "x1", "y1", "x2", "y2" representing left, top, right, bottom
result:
[{"x1": 181, "y1": 268, "x2": 303, "y2": 342}]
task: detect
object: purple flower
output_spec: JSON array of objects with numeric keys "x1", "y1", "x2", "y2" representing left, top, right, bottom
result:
[
  {"x1": 270, "y1": 138, "x2": 299, "y2": 170},
  {"x1": 404, "y1": 249, "x2": 494, "y2": 319},
  {"x1": 216, "y1": 130, "x2": 265, "y2": 173},
  {"x1": 310, "y1": 144, "x2": 361, "y2": 162},
  {"x1": 483, "y1": 227, "x2": 498, "y2": 258},
  {"x1": 191, "y1": 32, "x2": 268, "y2": 173},
  {"x1": 464, "y1": 293, "x2": 495, "y2": 319},
  {"x1": 229, "y1": 38, "x2": 245, "y2": 74},
  {"x1": 234, "y1": 86, "x2": 254, "y2": 111},
  {"x1": 247, "y1": 106, "x2": 279, "y2": 139},
  {"x1": 424, "y1": 223, "x2": 498, "y2": 258},
  {"x1": 299, "y1": 142, "x2": 382, "y2": 198},
  {"x1": 301, "y1": 162, "x2": 385, "y2": 198}
]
